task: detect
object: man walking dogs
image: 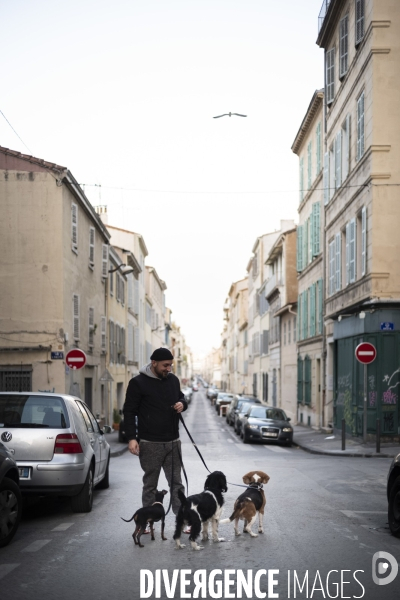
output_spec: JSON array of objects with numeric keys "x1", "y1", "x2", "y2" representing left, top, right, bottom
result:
[{"x1": 123, "y1": 348, "x2": 188, "y2": 515}]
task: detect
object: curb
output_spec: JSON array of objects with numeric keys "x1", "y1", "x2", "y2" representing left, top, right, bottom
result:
[
  {"x1": 294, "y1": 440, "x2": 395, "y2": 458},
  {"x1": 110, "y1": 446, "x2": 129, "y2": 458}
]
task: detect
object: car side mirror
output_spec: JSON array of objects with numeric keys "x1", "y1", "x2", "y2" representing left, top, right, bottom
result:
[
  {"x1": 102, "y1": 425, "x2": 112, "y2": 434},
  {"x1": 287, "y1": 417, "x2": 291, "y2": 421}
]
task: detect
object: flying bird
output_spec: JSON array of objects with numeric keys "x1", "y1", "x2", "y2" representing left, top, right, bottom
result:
[{"x1": 213, "y1": 112, "x2": 247, "y2": 118}]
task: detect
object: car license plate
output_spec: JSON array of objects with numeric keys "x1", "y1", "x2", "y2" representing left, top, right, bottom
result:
[
  {"x1": 18, "y1": 467, "x2": 31, "y2": 479},
  {"x1": 263, "y1": 432, "x2": 278, "y2": 438}
]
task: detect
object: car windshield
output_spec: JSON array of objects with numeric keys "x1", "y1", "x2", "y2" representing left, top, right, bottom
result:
[
  {"x1": 0, "y1": 395, "x2": 68, "y2": 428},
  {"x1": 239, "y1": 402, "x2": 252, "y2": 414},
  {"x1": 249, "y1": 407, "x2": 287, "y2": 420}
]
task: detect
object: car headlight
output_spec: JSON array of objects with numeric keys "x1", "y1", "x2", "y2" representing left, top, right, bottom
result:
[
  {"x1": 282, "y1": 427, "x2": 292, "y2": 432},
  {"x1": 248, "y1": 425, "x2": 260, "y2": 430}
]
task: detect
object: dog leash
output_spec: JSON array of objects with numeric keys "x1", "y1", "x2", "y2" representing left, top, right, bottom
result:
[{"x1": 178, "y1": 413, "x2": 258, "y2": 491}]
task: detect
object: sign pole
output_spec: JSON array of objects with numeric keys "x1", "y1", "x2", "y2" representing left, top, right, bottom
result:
[{"x1": 363, "y1": 364, "x2": 367, "y2": 444}]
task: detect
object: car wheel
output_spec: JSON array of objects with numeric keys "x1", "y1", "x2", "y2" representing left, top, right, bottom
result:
[
  {"x1": 388, "y1": 475, "x2": 400, "y2": 537},
  {"x1": 96, "y1": 454, "x2": 110, "y2": 490},
  {"x1": 0, "y1": 477, "x2": 22, "y2": 548},
  {"x1": 71, "y1": 466, "x2": 94, "y2": 513},
  {"x1": 240, "y1": 429, "x2": 243, "y2": 439}
]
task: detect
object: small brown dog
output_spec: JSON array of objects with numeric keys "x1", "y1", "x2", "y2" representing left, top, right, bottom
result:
[{"x1": 221, "y1": 470, "x2": 270, "y2": 537}]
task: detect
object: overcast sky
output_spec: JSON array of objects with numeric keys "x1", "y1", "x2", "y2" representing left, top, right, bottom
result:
[{"x1": 1, "y1": 0, "x2": 323, "y2": 357}]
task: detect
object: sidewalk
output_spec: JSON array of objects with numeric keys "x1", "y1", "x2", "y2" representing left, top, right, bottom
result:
[
  {"x1": 105, "y1": 427, "x2": 400, "y2": 459},
  {"x1": 105, "y1": 430, "x2": 129, "y2": 458},
  {"x1": 293, "y1": 424, "x2": 400, "y2": 458}
]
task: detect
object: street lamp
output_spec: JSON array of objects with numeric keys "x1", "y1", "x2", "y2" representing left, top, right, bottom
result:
[{"x1": 108, "y1": 263, "x2": 134, "y2": 275}]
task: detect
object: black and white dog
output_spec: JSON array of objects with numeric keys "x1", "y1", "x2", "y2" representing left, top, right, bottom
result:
[{"x1": 173, "y1": 471, "x2": 227, "y2": 551}]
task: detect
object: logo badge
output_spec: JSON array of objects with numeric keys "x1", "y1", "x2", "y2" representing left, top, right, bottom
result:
[
  {"x1": 1, "y1": 431, "x2": 12, "y2": 442},
  {"x1": 372, "y1": 551, "x2": 399, "y2": 586}
]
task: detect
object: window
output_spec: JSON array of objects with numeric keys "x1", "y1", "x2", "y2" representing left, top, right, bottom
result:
[
  {"x1": 355, "y1": 0, "x2": 365, "y2": 45},
  {"x1": 297, "y1": 357, "x2": 303, "y2": 404},
  {"x1": 357, "y1": 92, "x2": 365, "y2": 160},
  {"x1": 312, "y1": 202, "x2": 321, "y2": 257},
  {"x1": 89, "y1": 227, "x2": 95, "y2": 266},
  {"x1": 0, "y1": 368, "x2": 32, "y2": 392},
  {"x1": 326, "y1": 48, "x2": 335, "y2": 104},
  {"x1": 309, "y1": 284, "x2": 316, "y2": 338},
  {"x1": 339, "y1": 15, "x2": 349, "y2": 77},
  {"x1": 297, "y1": 295, "x2": 302, "y2": 341},
  {"x1": 71, "y1": 203, "x2": 78, "y2": 252},
  {"x1": 102, "y1": 244, "x2": 109, "y2": 278},
  {"x1": 302, "y1": 291, "x2": 308, "y2": 340},
  {"x1": 288, "y1": 319, "x2": 291, "y2": 344},
  {"x1": 316, "y1": 122, "x2": 322, "y2": 174},
  {"x1": 293, "y1": 317, "x2": 297, "y2": 342},
  {"x1": 283, "y1": 322, "x2": 287, "y2": 345},
  {"x1": 317, "y1": 279, "x2": 323, "y2": 335},
  {"x1": 88, "y1": 307, "x2": 94, "y2": 347},
  {"x1": 346, "y1": 218, "x2": 356, "y2": 284},
  {"x1": 299, "y1": 157, "x2": 304, "y2": 203},
  {"x1": 335, "y1": 130, "x2": 342, "y2": 189},
  {"x1": 73, "y1": 294, "x2": 80, "y2": 340},
  {"x1": 109, "y1": 320, "x2": 115, "y2": 363},
  {"x1": 297, "y1": 225, "x2": 303, "y2": 272},
  {"x1": 127, "y1": 274, "x2": 133, "y2": 310},
  {"x1": 307, "y1": 142, "x2": 312, "y2": 190},
  {"x1": 329, "y1": 141, "x2": 335, "y2": 201}
]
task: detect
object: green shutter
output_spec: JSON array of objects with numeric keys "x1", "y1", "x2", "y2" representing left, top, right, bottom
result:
[
  {"x1": 304, "y1": 356, "x2": 311, "y2": 405},
  {"x1": 310, "y1": 284, "x2": 316, "y2": 337},
  {"x1": 297, "y1": 225, "x2": 303, "y2": 271},
  {"x1": 297, "y1": 357, "x2": 304, "y2": 404},
  {"x1": 312, "y1": 202, "x2": 321, "y2": 256},
  {"x1": 297, "y1": 294, "x2": 302, "y2": 341},
  {"x1": 317, "y1": 278, "x2": 323, "y2": 334}
]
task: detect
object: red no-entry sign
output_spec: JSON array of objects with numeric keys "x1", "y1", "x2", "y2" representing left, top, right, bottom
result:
[
  {"x1": 355, "y1": 342, "x2": 377, "y2": 364},
  {"x1": 65, "y1": 348, "x2": 87, "y2": 370}
]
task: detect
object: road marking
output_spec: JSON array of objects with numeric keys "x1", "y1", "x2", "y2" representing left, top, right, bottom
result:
[
  {"x1": 21, "y1": 540, "x2": 51, "y2": 552},
  {"x1": 52, "y1": 523, "x2": 74, "y2": 531},
  {"x1": 0, "y1": 564, "x2": 20, "y2": 580},
  {"x1": 341, "y1": 510, "x2": 387, "y2": 518},
  {"x1": 235, "y1": 444, "x2": 256, "y2": 451},
  {"x1": 264, "y1": 446, "x2": 290, "y2": 453}
]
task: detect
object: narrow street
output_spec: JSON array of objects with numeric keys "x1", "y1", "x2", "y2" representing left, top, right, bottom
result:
[{"x1": 0, "y1": 390, "x2": 397, "y2": 600}]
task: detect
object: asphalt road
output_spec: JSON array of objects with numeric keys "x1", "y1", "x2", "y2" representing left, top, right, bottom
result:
[{"x1": 1, "y1": 390, "x2": 399, "y2": 600}]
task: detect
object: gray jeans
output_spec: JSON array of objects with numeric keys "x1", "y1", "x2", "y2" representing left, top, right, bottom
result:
[{"x1": 139, "y1": 440, "x2": 184, "y2": 515}]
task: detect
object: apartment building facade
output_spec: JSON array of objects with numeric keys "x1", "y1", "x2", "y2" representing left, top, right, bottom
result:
[
  {"x1": 224, "y1": 278, "x2": 248, "y2": 394},
  {"x1": 292, "y1": 90, "x2": 326, "y2": 428},
  {"x1": 0, "y1": 147, "x2": 110, "y2": 416},
  {"x1": 318, "y1": 0, "x2": 400, "y2": 438}
]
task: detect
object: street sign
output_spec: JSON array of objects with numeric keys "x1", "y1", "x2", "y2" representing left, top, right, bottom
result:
[
  {"x1": 65, "y1": 348, "x2": 87, "y2": 370},
  {"x1": 51, "y1": 351, "x2": 64, "y2": 360},
  {"x1": 355, "y1": 342, "x2": 377, "y2": 364},
  {"x1": 380, "y1": 322, "x2": 394, "y2": 331}
]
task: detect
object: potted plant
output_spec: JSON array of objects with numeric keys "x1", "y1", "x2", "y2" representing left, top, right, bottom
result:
[{"x1": 113, "y1": 408, "x2": 121, "y2": 431}]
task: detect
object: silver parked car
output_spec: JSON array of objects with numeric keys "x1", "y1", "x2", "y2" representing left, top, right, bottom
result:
[{"x1": 0, "y1": 393, "x2": 111, "y2": 513}]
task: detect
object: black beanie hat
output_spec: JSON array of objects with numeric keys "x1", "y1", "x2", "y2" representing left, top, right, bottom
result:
[{"x1": 150, "y1": 347, "x2": 174, "y2": 361}]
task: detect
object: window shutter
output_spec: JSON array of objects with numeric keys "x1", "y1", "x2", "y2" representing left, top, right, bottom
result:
[
  {"x1": 88, "y1": 307, "x2": 94, "y2": 346},
  {"x1": 73, "y1": 294, "x2": 80, "y2": 340},
  {"x1": 326, "y1": 48, "x2": 335, "y2": 104},
  {"x1": 109, "y1": 320, "x2": 114, "y2": 362},
  {"x1": 323, "y1": 152, "x2": 329, "y2": 205},
  {"x1": 262, "y1": 330, "x2": 269, "y2": 355},
  {"x1": 317, "y1": 279, "x2": 323, "y2": 335},
  {"x1": 128, "y1": 323, "x2": 133, "y2": 362},
  {"x1": 316, "y1": 122, "x2": 321, "y2": 174},
  {"x1": 335, "y1": 130, "x2": 342, "y2": 188},
  {"x1": 303, "y1": 291, "x2": 309, "y2": 340},
  {"x1": 89, "y1": 227, "x2": 95, "y2": 264},
  {"x1": 312, "y1": 202, "x2": 320, "y2": 257},
  {"x1": 303, "y1": 219, "x2": 308, "y2": 268},
  {"x1": 335, "y1": 232, "x2": 341, "y2": 292},
  {"x1": 355, "y1": 0, "x2": 365, "y2": 45},
  {"x1": 120, "y1": 279, "x2": 125, "y2": 306},
  {"x1": 121, "y1": 327, "x2": 125, "y2": 364},
  {"x1": 297, "y1": 225, "x2": 303, "y2": 272},
  {"x1": 329, "y1": 240, "x2": 335, "y2": 296},
  {"x1": 297, "y1": 357, "x2": 303, "y2": 404},
  {"x1": 71, "y1": 204, "x2": 78, "y2": 250},
  {"x1": 357, "y1": 92, "x2": 365, "y2": 160},
  {"x1": 307, "y1": 142, "x2": 312, "y2": 189},
  {"x1": 151, "y1": 309, "x2": 156, "y2": 330},
  {"x1": 134, "y1": 278, "x2": 139, "y2": 314},
  {"x1": 361, "y1": 206, "x2": 367, "y2": 276},
  {"x1": 102, "y1": 245, "x2": 109, "y2": 278},
  {"x1": 101, "y1": 316, "x2": 106, "y2": 350},
  {"x1": 340, "y1": 15, "x2": 348, "y2": 77},
  {"x1": 127, "y1": 274, "x2": 133, "y2": 309},
  {"x1": 134, "y1": 326, "x2": 139, "y2": 362},
  {"x1": 299, "y1": 157, "x2": 304, "y2": 203},
  {"x1": 350, "y1": 218, "x2": 356, "y2": 283},
  {"x1": 297, "y1": 294, "x2": 302, "y2": 341},
  {"x1": 109, "y1": 272, "x2": 114, "y2": 296},
  {"x1": 345, "y1": 222, "x2": 350, "y2": 286},
  {"x1": 310, "y1": 284, "x2": 316, "y2": 337},
  {"x1": 304, "y1": 356, "x2": 311, "y2": 405}
]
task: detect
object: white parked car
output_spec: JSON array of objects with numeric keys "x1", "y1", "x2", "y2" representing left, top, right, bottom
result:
[{"x1": 0, "y1": 392, "x2": 111, "y2": 512}]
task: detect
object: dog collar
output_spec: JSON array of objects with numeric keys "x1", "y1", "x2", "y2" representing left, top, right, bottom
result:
[{"x1": 152, "y1": 501, "x2": 163, "y2": 506}]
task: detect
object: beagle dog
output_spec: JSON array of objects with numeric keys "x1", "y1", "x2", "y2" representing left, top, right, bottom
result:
[{"x1": 221, "y1": 470, "x2": 270, "y2": 537}]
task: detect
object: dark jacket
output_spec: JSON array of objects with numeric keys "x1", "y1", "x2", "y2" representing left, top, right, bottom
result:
[{"x1": 123, "y1": 365, "x2": 187, "y2": 442}]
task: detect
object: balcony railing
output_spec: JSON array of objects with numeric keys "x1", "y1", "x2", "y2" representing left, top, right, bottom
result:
[
  {"x1": 264, "y1": 273, "x2": 283, "y2": 299},
  {"x1": 318, "y1": 0, "x2": 332, "y2": 32}
]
